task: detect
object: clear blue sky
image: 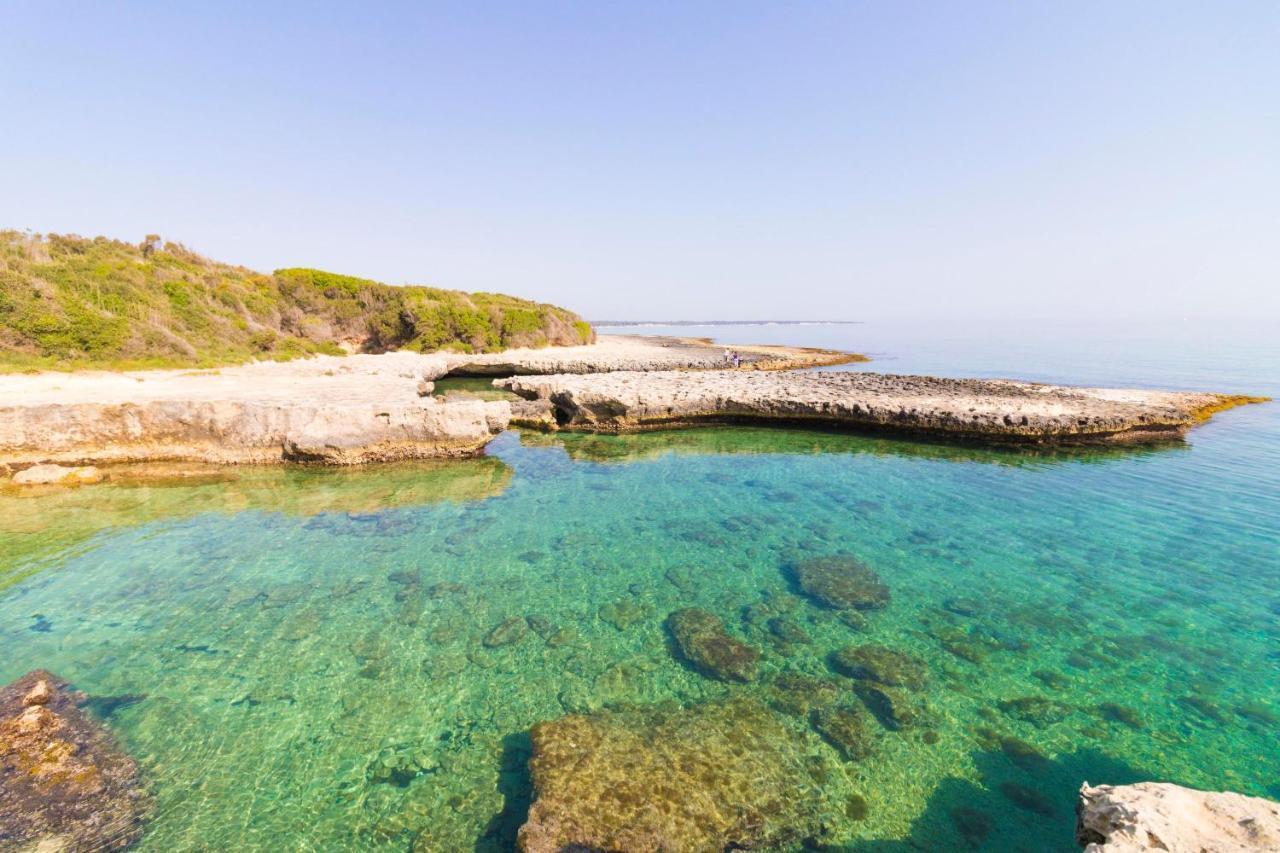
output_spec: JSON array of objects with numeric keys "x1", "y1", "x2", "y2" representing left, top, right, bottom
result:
[{"x1": 3, "y1": 2, "x2": 1276, "y2": 322}]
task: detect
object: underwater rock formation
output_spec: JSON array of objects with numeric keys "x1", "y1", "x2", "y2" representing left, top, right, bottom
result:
[
  {"x1": 0, "y1": 670, "x2": 147, "y2": 850},
  {"x1": 812, "y1": 704, "x2": 875, "y2": 761},
  {"x1": 483, "y1": 617, "x2": 530, "y2": 648},
  {"x1": 791, "y1": 555, "x2": 890, "y2": 610},
  {"x1": 501, "y1": 369, "x2": 1265, "y2": 444},
  {"x1": 831, "y1": 644, "x2": 927, "y2": 689},
  {"x1": 666, "y1": 608, "x2": 761, "y2": 682},
  {"x1": 518, "y1": 697, "x2": 852, "y2": 852},
  {"x1": 1076, "y1": 782, "x2": 1280, "y2": 851}
]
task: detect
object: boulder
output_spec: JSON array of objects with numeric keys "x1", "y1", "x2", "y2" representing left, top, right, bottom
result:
[
  {"x1": 0, "y1": 670, "x2": 147, "y2": 850},
  {"x1": 1076, "y1": 782, "x2": 1280, "y2": 852}
]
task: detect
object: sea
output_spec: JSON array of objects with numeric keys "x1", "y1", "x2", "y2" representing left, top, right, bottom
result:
[{"x1": 2, "y1": 317, "x2": 1277, "y2": 850}]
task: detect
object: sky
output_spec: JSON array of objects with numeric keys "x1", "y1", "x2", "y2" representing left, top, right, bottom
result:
[{"x1": 2, "y1": 1, "x2": 1277, "y2": 323}]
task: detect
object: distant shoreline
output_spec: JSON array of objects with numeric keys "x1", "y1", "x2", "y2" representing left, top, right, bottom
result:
[{"x1": 593, "y1": 320, "x2": 862, "y2": 327}]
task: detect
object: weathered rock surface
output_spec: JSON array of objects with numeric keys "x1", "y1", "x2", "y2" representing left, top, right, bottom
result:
[
  {"x1": 0, "y1": 336, "x2": 851, "y2": 467},
  {"x1": 10, "y1": 464, "x2": 103, "y2": 486},
  {"x1": 1076, "y1": 782, "x2": 1280, "y2": 852},
  {"x1": 502, "y1": 370, "x2": 1264, "y2": 444},
  {"x1": 518, "y1": 697, "x2": 853, "y2": 852},
  {"x1": 0, "y1": 670, "x2": 148, "y2": 850},
  {"x1": 666, "y1": 608, "x2": 760, "y2": 682}
]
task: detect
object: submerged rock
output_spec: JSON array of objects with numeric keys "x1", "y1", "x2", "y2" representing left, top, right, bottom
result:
[
  {"x1": 998, "y1": 696, "x2": 1074, "y2": 728},
  {"x1": 0, "y1": 670, "x2": 147, "y2": 850},
  {"x1": 855, "y1": 683, "x2": 920, "y2": 730},
  {"x1": 483, "y1": 617, "x2": 530, "y2": 648},
  {"x1": 1076, "y1": 782, "x2": 1280, "y2": 851},
  {"x1": 518, "y1": 697, "x2": 850, "y2": 852},
  {"x1": 831, "y1": 644, "x2": 927, "y2": 689},
  {"x1": 599, "y1": 599, "x2": 651, "y2": 631},
  {"x1": 1097, "y1": 702, "x2": 1145, "y2": 730},
  {"x1": 767, "y1": 673, "x2": 843, "y2": 717},
  {"x1": 1001, "y1": 782, "x2": 1056, "y2": 816},
  {"x1": 767, "y1": 616, "x2": 811, "y2": 646},
  {"x1": 666, "y1": 608, "x2": 760, "y2": 683},
  {"x1": 790, "y1": 555, "x2": 890, "y2": 610},
  {"x1": 812, "y1": 704, "x2": 875, "y2": 761}
]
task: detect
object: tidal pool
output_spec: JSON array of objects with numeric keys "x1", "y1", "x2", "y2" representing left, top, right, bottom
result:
[{"x1": 2, "y1": 414, "x2": 1278, "y2": 850}]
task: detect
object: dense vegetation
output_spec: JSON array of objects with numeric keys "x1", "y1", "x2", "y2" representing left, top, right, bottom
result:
[{"x1": 0, "y1": 231, "x2": 594, "y2": 371}]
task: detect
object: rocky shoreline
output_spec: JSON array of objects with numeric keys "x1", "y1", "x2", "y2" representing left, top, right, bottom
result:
[
  {"x1": 0, "y1": 336, "x2": 851, "y2": 473},
  {"x1": 0, "y1": 334, "x2": 1265, "y2": 476},
  {"x1": 502, "y1": 370, "x2": 1265, "y2": 445}
]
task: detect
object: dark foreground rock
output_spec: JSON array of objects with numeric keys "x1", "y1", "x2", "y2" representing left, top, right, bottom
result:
[
  {"x1": 666, "y1": 608, "x2": 760, "y2": 682},
  {"x1": 518, "y1": 697, "x2": 854, "y2": 852},
  {"x1": 0, "y1": 670, "x2": 147, "y2": 851},
  {"x1": 502, "y1": 370, "x2": 1266, "y2": 445},
  {"x1": 1076, "y1": 782, "x2": 1280, "y2": 851}
]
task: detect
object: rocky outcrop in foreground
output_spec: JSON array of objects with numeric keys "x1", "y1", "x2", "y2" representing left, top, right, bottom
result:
[
  {"x1": 1077, "y1": 782, "x2": 1280, "y2": 851},
  {"x1": 518, "y1": 697, "x2": 855, "y2": 852},
  {"x1": 502, "y1": 370, "x2": 1265, "y2": 445},
  {"x1": 0, "y1": 670, "x2": 148, "y2": 851}
]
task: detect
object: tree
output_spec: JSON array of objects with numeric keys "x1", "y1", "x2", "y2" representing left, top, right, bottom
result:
[{"x1": 140, "y1": 234, "x2": 162, "y2": 258}]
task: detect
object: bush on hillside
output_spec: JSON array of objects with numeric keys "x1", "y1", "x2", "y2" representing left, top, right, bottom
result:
[{"x1": 0, "y1": 231, "x2": 594, "y2": 370}]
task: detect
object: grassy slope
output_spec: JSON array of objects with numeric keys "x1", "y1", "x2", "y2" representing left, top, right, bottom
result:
[{"x1": 0, "y1": 231, "x2": 594, "y2": 371}]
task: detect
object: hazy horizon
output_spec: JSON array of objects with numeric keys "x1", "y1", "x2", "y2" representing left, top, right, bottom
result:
[{"x1": 3, "y1": 2, "x2": 1276, "y2": 324}]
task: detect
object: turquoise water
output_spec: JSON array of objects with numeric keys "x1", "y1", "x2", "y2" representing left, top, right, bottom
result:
[{"x1": 2, "y1": 321, "x2": 1278, "y2": 850}]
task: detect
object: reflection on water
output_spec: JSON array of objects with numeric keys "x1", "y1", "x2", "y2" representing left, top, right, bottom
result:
[
  {"x1": 0, "y1": 458, "x2": 512, "y2": 591},
  {"x1": 1, "y1": 411, "x2": 1278, "y2": 849},
  {"x1": 431, "y1": 375, "x2": 521, "y2": 401},
  {"x1": 519, "y1": 423, "x2": 1185, "y2": 467}
]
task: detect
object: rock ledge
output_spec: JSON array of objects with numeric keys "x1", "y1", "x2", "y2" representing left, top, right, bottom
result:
[{"x1": 1077, "y1": 782, "x2": 1280, "y2": 852}]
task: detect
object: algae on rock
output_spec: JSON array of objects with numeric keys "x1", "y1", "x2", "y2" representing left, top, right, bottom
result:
[
  {"x1": 790, "y1": 555, "x2": 890, "y2": 610},
  {"x1": 0, "y1": 670, "x2": 148, "y2": 851},
  {"x1": 666, "y1": 607, "x2": 761, "y2": 682}
]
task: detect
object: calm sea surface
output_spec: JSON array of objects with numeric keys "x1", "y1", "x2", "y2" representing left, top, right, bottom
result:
[{"x1": 2, "y1": 320, "x2": 1277, "y2": 850}]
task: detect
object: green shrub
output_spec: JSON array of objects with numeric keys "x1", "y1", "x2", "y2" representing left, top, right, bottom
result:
[{"x1": 0, "y1": 230, "x2": 593, "y2": 370}]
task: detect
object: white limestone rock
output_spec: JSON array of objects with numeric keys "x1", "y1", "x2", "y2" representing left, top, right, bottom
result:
[{"x1": 1077, "y1": 782, "x2": 1280, "y2": 852}]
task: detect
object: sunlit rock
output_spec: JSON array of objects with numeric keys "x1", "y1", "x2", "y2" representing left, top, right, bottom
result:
[
  {"x1": 0, "y1": 670, "x2": 147, "y2": 850},
  {"x1": 1076, "y1": 782, "x2": 1280, "y2": 851}
]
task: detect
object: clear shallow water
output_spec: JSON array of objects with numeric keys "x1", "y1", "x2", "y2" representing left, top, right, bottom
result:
[{"x1": 2, "y1": 322, "x2": 1278, "y2": 851}]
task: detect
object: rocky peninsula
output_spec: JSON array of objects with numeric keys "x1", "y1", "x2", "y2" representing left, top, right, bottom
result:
[{"x1": 502, "y1": 369, "x2": 1265, "y2": 445}]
